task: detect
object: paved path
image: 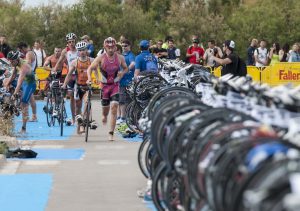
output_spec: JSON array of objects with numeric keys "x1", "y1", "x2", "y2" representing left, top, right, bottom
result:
[{"x1": 0, "y1": 100, "x2": 150, "y2": 211}]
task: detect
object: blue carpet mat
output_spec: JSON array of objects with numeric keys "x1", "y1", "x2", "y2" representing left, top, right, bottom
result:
[
  {"x1": 0, "y1": 174, "x2": 52, "y2": 211},
  {"x1": 14, "y1": 100, "x2": 75, "y2": 141},
  {"x1": 146, "y1": 202, "x2": 157, "y2": 211},
  {"x1": 8, "y1": 148, "x2": 85, "y2": 160}
]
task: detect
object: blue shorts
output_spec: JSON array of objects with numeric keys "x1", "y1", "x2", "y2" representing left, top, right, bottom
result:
[
  {"x1": 21, "y1": 82, "x2": 36, "y2": 104},
  {"x1": 11, "y1": 79, "x2": 18, "y2": 88}
]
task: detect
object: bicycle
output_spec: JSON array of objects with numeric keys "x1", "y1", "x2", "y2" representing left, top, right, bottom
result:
[
  {"x1": 77, "y1": 83, "x2": 96, "y2": 142},
  {"x1": 58, "y1": 87, "x2": 68, "y2": 136},
  {"x1": 44, "y1": 72, "x2": 62, "y2": 127}
]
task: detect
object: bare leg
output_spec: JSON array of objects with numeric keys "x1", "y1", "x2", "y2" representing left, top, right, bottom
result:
[
  {"x1": 75, "y1": 98, "x2": 83, "y2": 134},
  {"x1": 109, "y1": 102, "x2": 119, "y2": 141},
  {"x1": 120, "y1": 104, "x2": 126, "y2": 119},
  {"x1": 21, "y1": 103, "x2": 29, "y2": 133},
  {"x1": 117, "y1": 105, "x2": 121, "y2": 119},
  {"x1": 102, "y1": 105, "x2": 110, "y2": 125},
  {"x1": 68, "y1": 91, "x2": 75, "y2": 124},
  {"x1": 29, "y1": 95, "x2": 37, "y2": 121}
]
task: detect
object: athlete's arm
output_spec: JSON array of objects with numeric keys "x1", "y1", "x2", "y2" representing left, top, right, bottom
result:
[
  {"x1": 43, "y1": 56, "x2": 51, "y2": 67},
  {"x1": 53, "y1": 49, "x2": 67, "y2": 72},
  {"x1": 5, "y1": 66, "x2": 17, "y2": 87},
  {"x1": 118, "y1": 55, "x2": 128, "y2": 79},
  {"x1": 13, "y1": 64, "x2": 30, "y2": 95},
  {"x1": 25, "y1": 51, "x2": 35, "y2": 64},
  {"x1": 62, "y1": 59, "x2": 76, "y2": 88},
  {"x1": 87, "y1": 55, "x2": 101, "y2": 83}
]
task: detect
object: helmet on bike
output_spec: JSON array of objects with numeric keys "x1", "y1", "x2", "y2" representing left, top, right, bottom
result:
[
  {"x1": 75, "y1": 41, "x2": 88, "y2": 51},
  {"x1": 7, "y1": 51, "x2": 20, "y2": 61},
  {"x1": 103, "y1": 37, "x2": 116, "y2": 48},
  {"x1": 65, "y1": 33, "x2": 77, "y2": 41}
]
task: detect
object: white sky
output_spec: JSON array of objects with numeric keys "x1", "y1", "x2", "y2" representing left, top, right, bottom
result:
[{"x1": 23, "y1": 0, "x2": 79, "y2": 8}]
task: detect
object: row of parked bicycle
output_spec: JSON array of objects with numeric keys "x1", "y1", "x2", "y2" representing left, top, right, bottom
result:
[{"x1": 126, "y1": 59, "x2": 300, "y2": 211}]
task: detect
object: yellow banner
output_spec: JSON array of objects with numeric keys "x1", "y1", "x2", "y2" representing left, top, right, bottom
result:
[{"x1": 261, "y1": 63, "x2": 300, "y2": 86}]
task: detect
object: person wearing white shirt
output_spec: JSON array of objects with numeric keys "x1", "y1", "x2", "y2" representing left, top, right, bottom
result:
[
  {"x1": 254, "y1": 40, "x2": 269, "y2": 67},
  {"x1": 33, "y1": 40, "x2": 46, "y2": 67}
]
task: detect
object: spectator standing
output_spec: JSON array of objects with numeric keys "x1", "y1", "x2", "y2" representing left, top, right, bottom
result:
[
  {"x1": 167, "y1": 39, "x2": 180, "y2": 60},
  {"x1": 117, "y1": 39, "x2": 135, "y2": 124},
  {"x1": 279, "y1": 43, "x2": 290, "y2": 62},
  {"x1": 162, "y1": 35, "x2": 173, "y2": 50},
  {"x1": 246, "y1": 38, "x2": 258, "y2": 66},
  {"x1": 81, "y1": 35, "x2": 95, "y2": 58},
  {"x1": 44, "y1": 47, "x2": 62, "y2": 68},
  {"x1": 186, "y1": 35, "x2": 205, "y2": 64},
  {"x1": 254, "y1": 39, "x2": 269, "y2": 67},
  {"x1": 212, "y1": 40, "x2": 242, "y2": 76},
  {"x1": 153, "y1": 40, "x2": 168, "y2": 59},
  {"x1": 134, "y1": 40, "x2": 158, "y2": 78},
  {"x1": 0, "y1": 35, "x2": 11, "y2": 58},
  {"x1": 119, "y1": 35, "x2": 126, "y2": 44},
  {"x1": 33, "y1": 40, "x2": 46, "y2": 67},
  {"x1": 203, "y1": 39, "x2": 223, "y2": 68},
  {"x1": 269, "y1": 42, "x2": 280, "y2": 65},
  {"x1": 288, "y1": 43, "x2": 300, "y2": 62}
]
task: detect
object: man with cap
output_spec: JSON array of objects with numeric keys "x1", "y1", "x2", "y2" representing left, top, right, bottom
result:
[
  {"x1": 186, "y1": 35, "x2": 205, "y2": 64},
  {"x1": 81, "y1": 35, "x2": 95, "y2": 58},
  {"x1": 211, "y1": 40, "x2": 240, "y2": 76},
  {"x1": 134, "y1": 40, "x2": 158, "y2": 78}
]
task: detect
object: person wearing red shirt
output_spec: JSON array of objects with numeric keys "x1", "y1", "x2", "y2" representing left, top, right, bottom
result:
[
  {"x1": 186, "y1": 36, "x2": 205, "y2": 64},
  {"x1": 0, "y1": 52, "x2": 4, "y2": 58}
]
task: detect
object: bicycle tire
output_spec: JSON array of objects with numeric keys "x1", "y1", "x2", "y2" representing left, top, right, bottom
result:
[
  {"x1": 60, "y1": 100, "x2": 64, "y2": 136},
  {"x1": 137, "y1": 138, "x2": 151, "y2": 178},
  {"x1": 151, "y1": 161, "x2": 168, "y2": 211},
  {"x1": 46, "y1": 92, "x2": 54, "y2": 127},
  {"x1": 85, "y1": 95, "x2": 91, "y2": 143}
]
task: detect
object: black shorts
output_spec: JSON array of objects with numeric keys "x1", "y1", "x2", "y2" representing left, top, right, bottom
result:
[
  {"x1": 119, "y1": 86, "x2": 131, "y2": 105},
  {"x1": 75, "y1": 85, "x2": 88, "y2": 100}
]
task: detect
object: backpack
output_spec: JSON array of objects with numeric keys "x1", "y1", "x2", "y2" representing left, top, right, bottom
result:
[
  {"x1": 6, "y1": 148, "x2": 38, "y2": 159},
  {"x1": 237, "y1": 57, "x2": 247, "y2": 76},
  {"x1": 145, "y1": 55, "x2": 158, "y2": 72},
  {"x1": 256, "y1": 48, "x2": 270, "y2": 65}
]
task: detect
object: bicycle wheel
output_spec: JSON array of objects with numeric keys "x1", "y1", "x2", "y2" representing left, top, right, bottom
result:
[
  {"x1": 137, "y1": 138, "x2": 151, "y2": 178},
  {"x1": 85, "y1": 95, "x2": 91, "y2": 142},
  {"x1": 46, "y1": 92, "x2": 54, "y2": 127},
  {"x1": 60, "y1": 100, "x2": 65, "y2": 136}
]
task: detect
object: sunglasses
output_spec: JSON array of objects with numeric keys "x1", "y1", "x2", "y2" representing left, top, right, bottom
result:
[
  {"x1": 67, "y1": 40, "x2": 75, "y2": 44},
  {"x1": 122, "y1": 45, "x2": 129, "y2": 47}
]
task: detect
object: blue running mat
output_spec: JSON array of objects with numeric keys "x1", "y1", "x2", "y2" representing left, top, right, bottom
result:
[
  {"x1": 8, "y1": 148, "x2": 85, "y2": 160},
  {"x1": 0, "y1": 174, "x2": 52, "y2": 211},
  {"x1": 14, "y1": 100, "x2": 75, "y2": 141}
]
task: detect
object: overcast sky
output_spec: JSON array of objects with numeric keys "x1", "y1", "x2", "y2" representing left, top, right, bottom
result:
[{"x1": 23, "y1": 0, "x2": 79, "y2": 8}]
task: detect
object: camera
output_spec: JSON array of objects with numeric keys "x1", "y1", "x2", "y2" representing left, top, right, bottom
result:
[{"x1": 213, "y1": 48, "x2": 218, "y2": 55}]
